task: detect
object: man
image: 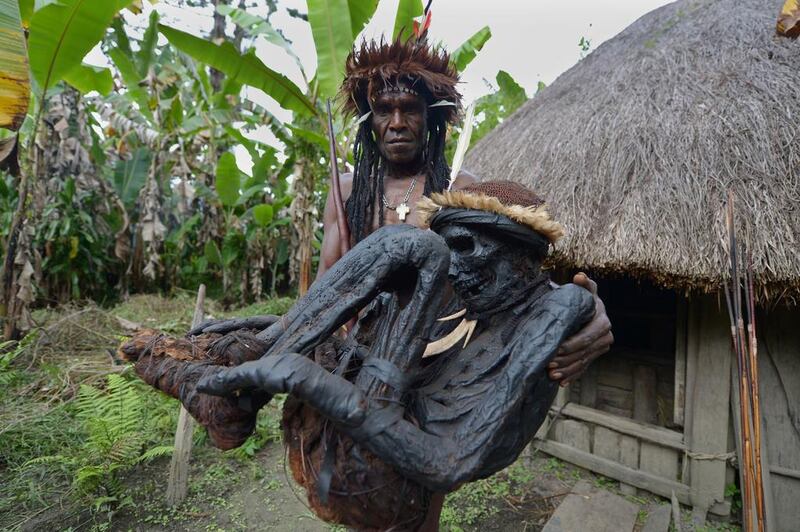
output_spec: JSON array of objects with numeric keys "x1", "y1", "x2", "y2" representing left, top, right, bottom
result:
[{"x1": 316, "y1": 37, "x2": 612, "y2": 385}]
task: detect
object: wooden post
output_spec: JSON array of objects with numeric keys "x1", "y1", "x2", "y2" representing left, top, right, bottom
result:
[
  {"x1": 674, "y1": 297, "x2": 688, "y2": 426},
  {"x1": 686, "y1": 296, "x2": 731, "y2": 516},
  {"x1": 166, "y1": 284, "x2": 206, "y2": 506}
]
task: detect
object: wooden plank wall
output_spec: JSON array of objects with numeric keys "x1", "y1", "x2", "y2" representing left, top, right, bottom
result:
[
  {"x1": 759, "y1": 305, "x2": 800, "y2": 532},
  {"x1": 569, "y1": 352, "x2": 676, "y2": 425},
  {"x1": 538, "y1": 295, "x2": 736, "y2": 518},
  {"x1": 685, "y1": 296, "x2": 732, "y2": 517}
]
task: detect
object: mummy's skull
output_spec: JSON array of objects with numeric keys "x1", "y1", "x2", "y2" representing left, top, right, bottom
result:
[{"x1": 438, "y1": 224, "x2": 523, "y2": 315}]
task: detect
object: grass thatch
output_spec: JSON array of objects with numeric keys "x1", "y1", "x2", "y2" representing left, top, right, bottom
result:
[{"x1": 465, "y1": 0, "x2": 800, "y2": 301}]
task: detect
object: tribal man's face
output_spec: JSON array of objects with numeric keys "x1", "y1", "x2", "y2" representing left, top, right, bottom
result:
[{"x1": 371, "y1": 83, "x2": 428, "y2": 167}]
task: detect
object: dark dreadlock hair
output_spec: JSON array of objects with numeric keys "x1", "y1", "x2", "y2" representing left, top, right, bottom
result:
[{"x1": 339, "y1": 37, "x2": 462, "y2": 244}]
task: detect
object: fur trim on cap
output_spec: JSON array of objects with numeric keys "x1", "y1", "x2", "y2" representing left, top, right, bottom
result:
[{"x1": 417, "y1": 191, "x2": 565, "y2": 244}]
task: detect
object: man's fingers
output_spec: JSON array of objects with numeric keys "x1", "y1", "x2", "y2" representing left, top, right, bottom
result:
[
  {"x1": 557, "y1": 312, "x2": 612, "y2": 355},
  {"x1": 549, "y1": 347, "x2": 590, "y2": 369},
  {"x1": 572, "y1": 272, "x2": 598, "y2": 295},
  {"x1": 550, "y1": 332, "x2": 613, "y2": 368},
  {"x1": 549, "y1": 344, "x2": 608, "y2": 384}
]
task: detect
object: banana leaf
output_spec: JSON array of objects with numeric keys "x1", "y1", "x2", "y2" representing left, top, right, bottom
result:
[
  {"x1": 393, "y1": 0, "x2": 422, "y2": 42},
  {"x1": 28, "y1": 0, "x2": 132, "y2": 96},
  {"x1": 307, "y1": 0, "x2": 353, "y2": 99},
  {"x1": 63, "y1": 63, "x2": 113, "y2": 95},
  {"x1": 0, "y1": 0, "x2": 30, "y2": 129},
  {"x1": 217, "y1": 6, "x2": 306, "y2": 79},
  {"x1": 451, "y1": 26, "x2": 492, "y2": 72},
  {"x1": 159, "y1": 24, "x2": 315, "y2": 117},
  {"x1": 348, "y1": 0, "x2": 378, "y2": 39}
]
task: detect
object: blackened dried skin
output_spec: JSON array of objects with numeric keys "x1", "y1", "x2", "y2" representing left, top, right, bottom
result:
[{"x1": 118, "y1": 329, "x2": 271, "y2": 450}]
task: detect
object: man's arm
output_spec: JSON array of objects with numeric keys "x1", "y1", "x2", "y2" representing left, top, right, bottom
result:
[{"x1": 316, "y1": 172, "x2": 354, "y2": 281}]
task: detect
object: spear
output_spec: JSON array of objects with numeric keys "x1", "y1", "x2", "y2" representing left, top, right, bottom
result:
[
  {"x1": 725, "y1": 197, "x2": 754, "y2": 531},
  {"x1": 325, "y1": 99, "x2": 356, "y2": 333},
  {"x1": 745, "y1": 254, "x2": 765, "y2": 531},
  {"x1": 724, "y1": 192, "x2": 765, "y2": 532},
  {"x1": 326, "y1": 99, "x2": 351, "y2": 258}
]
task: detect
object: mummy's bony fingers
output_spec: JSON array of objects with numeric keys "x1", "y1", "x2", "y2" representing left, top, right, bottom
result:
[
  {"x1": 188, "y1": 315, "x2": 280, "y2": 336},
  {"x1": 205, "y1": 315, "x2": 280, "y2": 334},
  {"x1": 196, "y1": 361, "x2": 265, "y2": 396},
  {"x1": 196, "y1": 354, "x2": 367, "y2": 427}
]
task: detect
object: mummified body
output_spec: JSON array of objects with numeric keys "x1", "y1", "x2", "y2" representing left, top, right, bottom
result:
[{"x1": 121, "y1": 182, "x2": 594, "y2": 531}]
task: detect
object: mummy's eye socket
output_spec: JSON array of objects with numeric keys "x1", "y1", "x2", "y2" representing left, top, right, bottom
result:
[{"x1": 449, "y1": 236, "x2": 474, "y2": 254}]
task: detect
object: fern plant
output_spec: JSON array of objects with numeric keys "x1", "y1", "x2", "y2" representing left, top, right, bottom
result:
[
  {"x1": 25, "y1": 373, "x2": 176, "y2": 511},
  {"x1": 0, "y1": 331, "x2": 38, "y2": 391}
]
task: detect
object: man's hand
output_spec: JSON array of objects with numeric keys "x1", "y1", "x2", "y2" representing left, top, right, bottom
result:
[
  {"x1": 188, "y1": 315, "x2": 280, "y2": 337},
  {"x1": 548, "y1": 273, "x2": 613, "y2": 386}
]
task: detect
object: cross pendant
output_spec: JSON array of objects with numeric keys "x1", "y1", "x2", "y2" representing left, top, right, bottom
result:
[{"x1": 396, "y1": 203, "x2": 410, "y2": 221}]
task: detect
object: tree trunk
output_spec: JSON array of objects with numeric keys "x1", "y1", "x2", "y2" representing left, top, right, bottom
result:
[
  {"x1": 210, "y1": 0, "x2": 228, "y2": 92},
  {"x1": 289, "y1": 159, "x2": 316, "y2": 295}
]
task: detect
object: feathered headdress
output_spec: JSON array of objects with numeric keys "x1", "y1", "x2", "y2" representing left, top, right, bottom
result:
[{"x1": 339, "y1": 36, "x2": 462, "y2": 124}]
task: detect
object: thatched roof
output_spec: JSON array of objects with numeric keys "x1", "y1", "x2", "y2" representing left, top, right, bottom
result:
[{"x1": 465, "y1": 0, "x2": 800, "y2": 300}]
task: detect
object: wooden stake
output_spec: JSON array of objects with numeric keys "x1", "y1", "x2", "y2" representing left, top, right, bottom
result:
[{"x1": 166, "y1": 284, "x2": 206, "y2": 506}]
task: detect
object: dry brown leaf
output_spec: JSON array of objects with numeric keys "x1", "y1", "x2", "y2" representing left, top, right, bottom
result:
[{"x1": 778, "y1": 0, "x2": 800, "y2": 37}]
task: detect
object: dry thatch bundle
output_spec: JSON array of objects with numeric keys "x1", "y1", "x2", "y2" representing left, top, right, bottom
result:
[{"x1": 466, "y1": 0, "x2": 800, "y2": 301}]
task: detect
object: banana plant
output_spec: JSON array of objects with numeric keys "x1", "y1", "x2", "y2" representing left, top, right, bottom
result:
[{"x1": 1, "y1": 0, "x2": 134, "y2": 339}]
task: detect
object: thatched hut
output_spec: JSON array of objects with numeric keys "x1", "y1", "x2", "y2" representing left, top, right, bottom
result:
[{"x1": 466, "y1": 0, "x2": 800, "y2": 528}]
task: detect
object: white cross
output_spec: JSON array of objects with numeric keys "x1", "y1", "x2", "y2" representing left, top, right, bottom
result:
[{"x1": 396, "y1": 203, "x2": 410, "y2": 221}]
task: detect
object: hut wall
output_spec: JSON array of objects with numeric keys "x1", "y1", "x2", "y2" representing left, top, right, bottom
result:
[
  {"x1": 535, "y1": 291, "x2": 735, "y2": 517},
  {"x1": 757, "y1": 305, "x2": 800, "y2": 532},
  {"x1": 568, "y1": 277, "x2": 679, "y2": 427}
]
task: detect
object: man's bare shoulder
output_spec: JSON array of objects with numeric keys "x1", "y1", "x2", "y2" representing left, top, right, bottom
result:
[{"x1": 451, "y1": 170, "x2": 480, "y2": 190}]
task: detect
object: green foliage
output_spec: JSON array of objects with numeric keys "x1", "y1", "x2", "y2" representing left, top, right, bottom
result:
[
  {"x1": 451, "y1": 26, "x2": 492, "y2": 72},
  {"x1": 27, "y1": 0, "x2": 131, "y2": 95},
  {"x1": 215, "y1": 151, "x2": 244, "y2": 207},
  {"x1": 62, "y1": 63, "x2": 114, "y2": 95},
  {"x1": 725, "y1": 482, "x2": 742, "y2": 512},
  {"x1": 159, "y1": 24, "x2": 315, "y2": 116},
  {"x1": 347, "y1": 0, "x2": 379, "y2": 39},
  {"x1": 440, "y1": 467, "x2": 512, "y2": 530},
  {"x1": 0, "y1": 331, "x2": 37, "y2": 390},
  {"x1": 393, "y1": 0, "x2": 423, "y2": 42},
  {"x1": 252, "y1": 204, "x2": 274, "y2": 226},
  {"x1": 446, "y1": 70, "x2": 529, "y2": 162},
  {"x1": 217, "y1": 5, "x2": 306, "y2": 78},
  {"x1": 111, "y1": 147, "x2": 150, "y2": 208},
  {"x1": 0, "y1": 171, "x2": 18, "y2": 250},
  {"x1": 307, "y1": 0, "x2": 354, "y2": 98},
  {"x1": 26, "y1": 373, "x2": 177, "y2": 510},
  {"x1": 6, "y1": 0, "x2": 500, "y2": 312},
  {"x1": 0, "y1": 0, "x2": 30, "y2": 130},
  {"x1": 225, "y1": 395, "x2": 285, "y2": 460},
  {"x1": 38, "y1": 177, "x2": 118, "y2": 300}
]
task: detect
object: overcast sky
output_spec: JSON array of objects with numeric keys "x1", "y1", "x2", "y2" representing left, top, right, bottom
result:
[{"x1": 114, "y1": 0, "x2": 675, "y2": 170}]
